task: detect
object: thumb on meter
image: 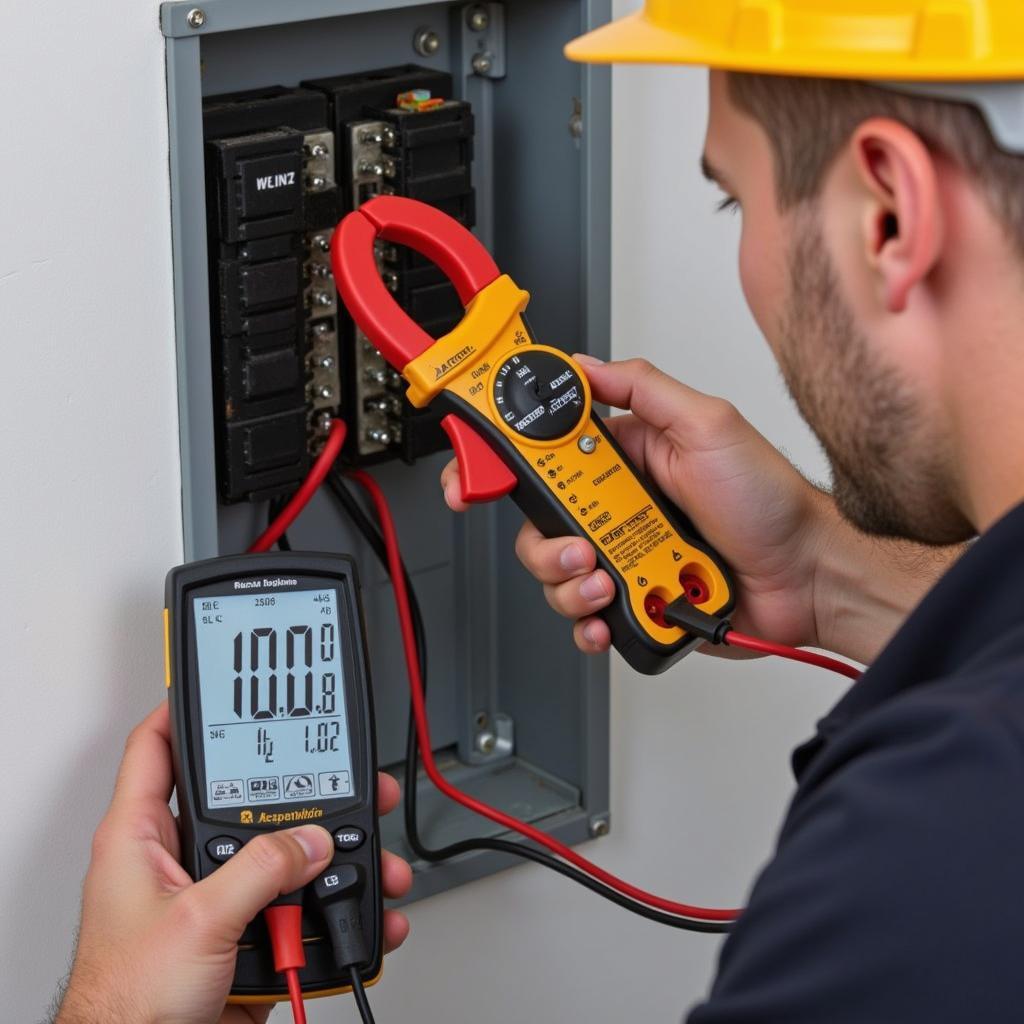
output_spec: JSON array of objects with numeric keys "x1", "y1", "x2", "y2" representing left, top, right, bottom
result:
[
  {"x1": 574, "y1": 354, "x2": 746, "y2": 452},
  {"x1": 177, "y1": 825, "x2": 334, "y2": 946}
]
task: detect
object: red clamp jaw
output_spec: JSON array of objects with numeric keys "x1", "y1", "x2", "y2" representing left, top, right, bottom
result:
[
  {"x1": 331, "y1": 196, "x2": 517, "y2": 503},
  {"x1": 332, "y1": 196, "x2": 501, "y2": 370}
]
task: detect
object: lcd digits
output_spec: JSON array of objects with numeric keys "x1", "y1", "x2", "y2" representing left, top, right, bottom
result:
[{"x1": 193, "y1": 589, "x2": 355, "y2": 809}]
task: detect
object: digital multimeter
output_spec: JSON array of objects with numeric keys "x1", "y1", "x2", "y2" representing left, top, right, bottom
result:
[
  {"x1": 164, "y1": 552, "x2": 383, "y2": 1002},
  {"x1": 333, "y1": 196, "x2": 736, "y2": 674}
]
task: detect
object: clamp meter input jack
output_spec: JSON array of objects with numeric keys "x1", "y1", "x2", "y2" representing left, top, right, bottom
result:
[
  {"x1": 333, "y1": 196, "x2": 735, "y2": 674},
  {"x1": 164, "y1": 552, "x2": 383, "y2": 1002}
]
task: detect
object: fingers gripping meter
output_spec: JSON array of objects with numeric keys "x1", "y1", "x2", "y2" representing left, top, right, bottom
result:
[
  {"x1": 164, "y1": 553, "x2": 382, "y2": 1001},
  {"x1": 333, "y1": 196, "x2": 735, "y2": 674}
]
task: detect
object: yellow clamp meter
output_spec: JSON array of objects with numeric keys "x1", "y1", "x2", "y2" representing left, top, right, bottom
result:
[{"x1": 333, "y1": 196, "x2": 734, "y2": 674}]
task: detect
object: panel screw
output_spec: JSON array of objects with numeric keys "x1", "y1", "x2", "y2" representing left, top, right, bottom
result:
[
  {"x1": 476, "y1": 731, "x2": 497, "y2": 755},
  {"x1": 471, "y1": 51, "x2": 494, "y2": 76},
  {"x1": 467, "y1": 6, "x2": 489, "y2": 32},
  {"x1": 589, "y1": 818, "x2": 610, "y2": 838},
  {"x1": 413, "y1": 27, "x2": 441, "y2": 57},
  {"x1": 186, "y1": 8, "x2": 206, "y2": 29}
]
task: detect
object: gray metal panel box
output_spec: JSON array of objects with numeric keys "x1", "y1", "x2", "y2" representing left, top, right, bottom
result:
[{"x1": 162, "y1": 0, "x2": 612, "y2": 902}]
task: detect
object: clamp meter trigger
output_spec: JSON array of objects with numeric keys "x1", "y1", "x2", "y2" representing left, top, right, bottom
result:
[
  {"x1": 164, "y1": 552, "x2": 383, "y2": 1002},
  {"x1": 333, "y1": 196, "x2": 735, "y2": 675}
]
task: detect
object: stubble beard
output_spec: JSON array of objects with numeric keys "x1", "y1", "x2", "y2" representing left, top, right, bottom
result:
[{"x1": 776, "y1": 210, "x2": 974, "y2": 546}]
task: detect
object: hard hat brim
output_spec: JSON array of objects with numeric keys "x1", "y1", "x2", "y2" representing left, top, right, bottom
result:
[{"x1": 565, "y1": 10, "x2": 1024, "y2": 79}]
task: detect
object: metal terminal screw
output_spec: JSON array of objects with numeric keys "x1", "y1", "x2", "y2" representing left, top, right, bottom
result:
[
  {"x1": 318, "y1": 385, "x2": 334, "y2": 401},
  {"x1": 578, "y1": 435, "x2": 597, "y2": 454},
  {"x1": 358, "y1": 161, "x2": 383, "y2": 177},
  {"x1": 413, "y1": 27, "x2": 441, "y2": 57},
  {"x1": 476, "y1": 731, "x2": 497, "y2": 755},
  {"x1": 471, "y1": 51, "x2": 494, "y2": 76},
  {"x1": 312, "y1": 235, "x2": 330, "y2": 253},
  {"x1": 381, "y1": 157, "x2": 397, "y2": 180},
  {"x1": 358, "y1": 128, "x2": 383, "y2": 145},
  {"x1": 308, "y1": 142, "x2": 329, "y2": 158},
  {"x1": 589, "y1": 818, "x2": 610, "y2": 838},
  {"x1": 317, "y1": 355, "x2": 335, "y2": 370},
  {"x1": 311, "y1": 320, "x2": 331, "y2": 336},
  {"x1": 311, "y1": 263, "x2": 331, "y2": 278},
  {"x1": 365, "y1": 368, "x2": 388, "y2": 386},
  {"x1": 307, "y1": 174, "x2": 328, "y2": 191},
  {"x1": 382, "y1": 127, "x2": 398, "y2": 149},
  {"x1": 316, "y1": 412, "x2": 334, "y2": 432},
  {"x1": 186, "y1": 8, "x2": 206, "y2": 29},
  {"x1": 383, "y1": 271, "x2": 399, "y2": 293},
  {"x1": 367, "y1": 428, "x2": 393, "y2": 446},
  {"x1": 313, "y1": 291, "x2": 333, "y2": 307},
  {"x1": 467, "y1": 5, "x2": 490, "y2": 31}
]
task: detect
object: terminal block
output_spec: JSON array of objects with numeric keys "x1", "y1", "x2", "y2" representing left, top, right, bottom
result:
[{"x1": 304, "y1": 65, "x2": 476, "y2": 465}]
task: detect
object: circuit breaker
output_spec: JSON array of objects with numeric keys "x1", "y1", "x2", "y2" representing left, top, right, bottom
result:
[{"x1": 163, "y1": 0, "x2": 613, "y2": 903}]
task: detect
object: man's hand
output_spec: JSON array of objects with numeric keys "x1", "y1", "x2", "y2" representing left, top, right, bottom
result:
[
  {"x1": 442, "y1": 355, "x2": 959, "y2": 666},
  {"x1": 57, "y1": 704, "x2": 412, "y2": 1024}
]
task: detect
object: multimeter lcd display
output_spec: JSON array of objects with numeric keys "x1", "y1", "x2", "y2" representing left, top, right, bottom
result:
[{"x1": 193, "y1": 589, "x2": 354, "y2": 811}]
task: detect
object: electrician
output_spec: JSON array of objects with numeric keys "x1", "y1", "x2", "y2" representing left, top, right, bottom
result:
[{"x1": 442, "y1": 2, "x2": 1024, "y2": 1019}]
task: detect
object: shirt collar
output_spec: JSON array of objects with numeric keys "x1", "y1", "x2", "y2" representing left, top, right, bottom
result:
[{"x1": 792, "y1": 499, "x2": 1024, "y2": 779}]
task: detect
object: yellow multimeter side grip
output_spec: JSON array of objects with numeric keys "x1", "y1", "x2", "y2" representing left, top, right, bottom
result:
[
  {"x1": 227, "y1": 965, "x2": 383, "y2": 1004},
  {"x1": 163, "y1": 608, "x2": 172, "y2": 688}
]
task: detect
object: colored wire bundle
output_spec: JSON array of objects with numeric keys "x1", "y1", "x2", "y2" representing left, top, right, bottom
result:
[
  {"x1": 328, "y1": 469, "x2": 733, "y2": 932},
  {"x1": 343, "y1": 468, "x2": 742, "y2": 926}
]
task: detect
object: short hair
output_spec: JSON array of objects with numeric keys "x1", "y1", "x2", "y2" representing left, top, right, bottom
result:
[{"x1": 726, "y1": 72, "x2": 1024, "y2": 254}]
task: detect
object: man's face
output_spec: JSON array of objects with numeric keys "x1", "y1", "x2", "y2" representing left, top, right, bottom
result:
[{"x1": 703, "y1": 71, "x2": 972, "y2": 545}]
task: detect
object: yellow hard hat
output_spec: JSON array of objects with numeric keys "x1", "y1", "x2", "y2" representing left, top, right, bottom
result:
[{"x1": 565, "y1": 1, "x2": 1024, "y2": 80}]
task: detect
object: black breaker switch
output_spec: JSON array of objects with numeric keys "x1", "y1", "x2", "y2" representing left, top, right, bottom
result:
[{"x1": 206, "y1": 130, "x2": 306, "y2": 242}]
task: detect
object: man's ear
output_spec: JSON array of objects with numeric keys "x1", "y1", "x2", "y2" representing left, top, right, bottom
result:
[{"x1": 849, "y1": 117, "x2": 943, "y2": 314}]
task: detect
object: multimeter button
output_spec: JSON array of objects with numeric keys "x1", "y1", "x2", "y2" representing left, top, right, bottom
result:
[
  {"x1": 206, "y1": 836, "x2": 243, "y2": 863},
  {"x1": 332, "y1": 826, "x2": 366, "y2": 852},
  {"x1": 314, "y1": 863, "x2": 363, "y2": 901}
]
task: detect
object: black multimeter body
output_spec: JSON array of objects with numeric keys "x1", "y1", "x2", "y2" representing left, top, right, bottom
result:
[{"x1": 165, "y1": 552, "x2": 382, "y2": 1001}]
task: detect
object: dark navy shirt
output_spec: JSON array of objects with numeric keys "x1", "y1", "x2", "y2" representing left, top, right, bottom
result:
[{"x1": 688, "y1": 501, "x2": 1024, "y2": 1023}]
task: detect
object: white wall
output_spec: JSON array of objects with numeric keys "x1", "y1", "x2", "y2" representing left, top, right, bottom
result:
[{"x1": 1, "y1": 2, "x2": 843, "y2": 1021}]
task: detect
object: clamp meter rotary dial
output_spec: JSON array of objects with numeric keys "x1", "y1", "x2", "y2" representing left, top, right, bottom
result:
[
  {"x1": 333, "y1": 196, "x2": 735, "y2": 675},
  {"x1": 492, "y1": 351, "x2": 588, "y2": 442},
  {"x1": 164, "y1": 552, "x2": 383, "y2": 1003}
]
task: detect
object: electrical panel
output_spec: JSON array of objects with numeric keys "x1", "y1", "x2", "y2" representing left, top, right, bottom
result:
[{"x1": 165, "y1": 0, "x2": 612, "y2": 904}]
